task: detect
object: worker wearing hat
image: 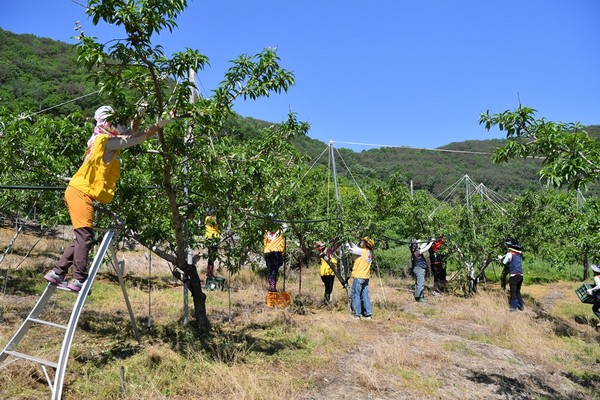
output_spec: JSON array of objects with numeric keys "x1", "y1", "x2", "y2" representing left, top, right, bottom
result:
[
  {"x1": 500, "y1": 239, "x2": 524, "y2": 311},
  {"x1": 586, "y1": 264, "x2": 600, "y2": 327},
  {"x1": 346, "y1": 236, "x2": 375, "y2": 319},
  {"x1": 411, "y1": 238, "x2": 434, "y2": 302}
]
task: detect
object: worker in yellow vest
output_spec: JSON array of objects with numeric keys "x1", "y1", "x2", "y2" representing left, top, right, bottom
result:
[
  {"x1": 204, "y1": 210, "x2": 220, "y2": 278},
  {"x1": 44, "y1": 105, "x2": 171, "y2": 292},
  {"x1": 317, "y1": 241, "x2": 338, "y2": 304},
  {"x1": 347, "y1": 236, "x2": 375, "y2": 320},
  {"x1": 264, "y1": 225, "x2": 286, "y2": 292}
]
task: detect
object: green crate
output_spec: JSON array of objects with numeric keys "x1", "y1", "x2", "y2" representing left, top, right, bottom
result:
[
  {"x1": 575, "y1": 283, "x2": 595, "y2": 304},
  {"x1": 205, "y1": 276, "x2": 227, "y2": 291}
]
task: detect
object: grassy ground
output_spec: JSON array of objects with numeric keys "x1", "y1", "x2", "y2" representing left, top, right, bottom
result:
[{"x1": 1, "y1": 228, "x2": 600, "y2": 399}]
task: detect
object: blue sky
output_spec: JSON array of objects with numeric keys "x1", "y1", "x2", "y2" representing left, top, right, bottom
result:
[{"x1": 1, "y1": 0, "x2": 599, "y2": 150}]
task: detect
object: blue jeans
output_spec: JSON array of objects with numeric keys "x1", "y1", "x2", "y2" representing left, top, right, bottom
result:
[
  {"x1": 351, "y1": 278, "x2": 372, "y2": 317},
  {"x1": 413, "y1": 267, "x2": 426, "y2": 299}
]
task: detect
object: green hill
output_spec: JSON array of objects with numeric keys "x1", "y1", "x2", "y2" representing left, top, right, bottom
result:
[{"x1": 2, "y1": 27, "x2": 597, "y2": 197}]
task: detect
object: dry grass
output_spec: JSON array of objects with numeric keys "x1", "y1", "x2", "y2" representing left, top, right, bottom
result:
[{"x1": 2, "y1": 228, "x2": 600, "y2": 399}]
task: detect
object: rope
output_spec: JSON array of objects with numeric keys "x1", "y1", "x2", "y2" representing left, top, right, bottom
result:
[
  {"x1": 2, "y1": 226, "x2": 50, "y2": 295},
  {"x1": 300, "y1": 146, "x2": 329, "y2": 182},
  {"x1": 249, "y1": 214, "x2": 336, "y2": 224},
  {"x1": 429, "y1": 176, "x2": 465, "y2": 218},
  {"x1": 16, "y1": 90, "x2": 101, "y2": 121},
  {"x1": 0, "y1": 195, "x2": 43, "y2": 269},
  {"x1": 333, "y1": 146, "x2": 369, "y2": 204}
]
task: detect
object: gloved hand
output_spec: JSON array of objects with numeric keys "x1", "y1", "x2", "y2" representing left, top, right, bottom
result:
[
  {"x1": 587, "y1": 288, "x2": 594, "y2": 296},
  {"x1": 497, "y1": 255, "x2": 504, "y2": 261}
]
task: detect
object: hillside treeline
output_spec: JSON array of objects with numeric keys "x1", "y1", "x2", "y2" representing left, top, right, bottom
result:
[{"x1": 3, "y1": 27, "x2": 599, "y2": 197}]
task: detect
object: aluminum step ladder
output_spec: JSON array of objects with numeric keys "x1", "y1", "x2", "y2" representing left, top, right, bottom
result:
[{"x1": 0, "y1": 229, "x2": 141, "y2": 400}]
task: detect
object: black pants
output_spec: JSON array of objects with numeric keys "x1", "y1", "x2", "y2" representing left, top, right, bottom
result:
[
  {"x1": 431, "y1": 263, "x2": 446, "y2": 292},
  {"x1": 321, "y1": 275, "x2": 335, "y2": 296},
  {"x1": 592, "y1": 299, "x2": 600, "y2": 319},
  {"x1": 264, "y1": 252, "x2": 283, "y2": 281},
  {"x1": 509, "y1": 274, "x2": 523, "y2": 304}
]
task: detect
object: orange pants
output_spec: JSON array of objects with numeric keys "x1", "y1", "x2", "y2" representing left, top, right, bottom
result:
[
  {"x1": 52, "y1": 186, "x2": 95, "y2": 281},
  {"x1": 65, "y1": 185, "x2": 94, "y2": 228}
]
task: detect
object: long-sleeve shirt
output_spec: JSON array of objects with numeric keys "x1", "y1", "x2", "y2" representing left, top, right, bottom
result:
[
  {"x1": 412, "y1": 241, "x2": 433, "y2": 269},
  {"x1": 348, "y1": 243, "x2": 372, "y2": 279},
  {"x1": 501, "y1": 251, "x2": 523, "y2": 275}
]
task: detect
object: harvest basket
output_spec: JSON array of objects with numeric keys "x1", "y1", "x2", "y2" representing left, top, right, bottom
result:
[
  {"x1": 575, "y1": 283, "x2": 595, "y2": 304},
  {"x1": 266, "y1": 291, "x2": 291, "y2": 307}
]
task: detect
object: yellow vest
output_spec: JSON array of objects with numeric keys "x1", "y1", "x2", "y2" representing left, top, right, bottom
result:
[
  {"x1": 264, "y1": 230, "x2": 285, "y2": 253},
  {"x1": 205, "y1": 216, "x2": 221, "y2": 240},
  {"x1": 351, "y1": 248, "x2": 372, "y2": 279},
  {"x1": 320, "y1": 255, "x2": 337, "y2": 276},
  {"x1": 69, "y1": 135, "x2": 121, "y2": 204}
]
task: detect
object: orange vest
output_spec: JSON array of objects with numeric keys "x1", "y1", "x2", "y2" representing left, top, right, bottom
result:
[{"x1": 69, "y1": 135, "x2": 121, "y2": 204}]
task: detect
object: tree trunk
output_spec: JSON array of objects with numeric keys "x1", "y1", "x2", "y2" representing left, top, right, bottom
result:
[
  {"x1": 158, "y1": 135, "x2": 210, "y2": 332},
  {"x1": 583, "y1": 253, "x2": 589, "y2": 281},
  {"x1": 185, "y1": 262, "x2": 210, "y2": 331}
]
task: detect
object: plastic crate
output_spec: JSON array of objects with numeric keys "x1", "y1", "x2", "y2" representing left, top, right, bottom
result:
[
  {"x1": 266, "y1": 291, "x2": 291, "y2": 308},
  {"x1": 575, "y1": 283, "x2": 595, "y2": 304},
  {"x1": 205, "y1": 276, "x2": 226, "y2": 291}
]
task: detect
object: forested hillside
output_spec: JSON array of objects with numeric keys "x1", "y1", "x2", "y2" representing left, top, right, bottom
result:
[{"x1": 1, "y1": 27, "x2": 597, "y2": 197}]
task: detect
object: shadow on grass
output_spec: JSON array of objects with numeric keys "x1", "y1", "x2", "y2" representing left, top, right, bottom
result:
[
  {"x1": 1, "y1": 265, "x2": 47, "y2": 296},
  {"x1": 467, "y1": 370, "x2": 583, "y2": 400},
  {"x1": 73, "y1": 304, "x2": 308, "y2": 367}
]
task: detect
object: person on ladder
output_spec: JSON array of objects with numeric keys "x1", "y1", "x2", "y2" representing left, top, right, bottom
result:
[
  {"x1": 44, "y1": 105, "x2": 172, "y2": 292},
  {"x1": 204, "y1": 208, "x2": 220, "y2": 279},
  {"x1": 263, "y1": 224, "x2": 287, "y2": 292}
]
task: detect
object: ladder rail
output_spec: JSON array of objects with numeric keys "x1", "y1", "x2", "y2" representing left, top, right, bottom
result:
[
  {"x1": 0, "y1": 285, "x2": 58, "y2": 359},
  {"x1": 109, "y1": 244, "x2": 141, "y2": 344},
  {"x1": 52, "y1": 229, "x2": 115, "y2": 400},
  {"x1": 1, "y1": 228, "x2": 141, "y2": 400}
]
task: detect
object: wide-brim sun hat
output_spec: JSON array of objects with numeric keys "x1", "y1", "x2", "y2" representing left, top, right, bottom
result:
[
  {"x1": 505, "y1": 240, "x2": 523, "y2": 252},
  {"x1": 362, "y1": 236, "x2": 374, "y2": 249},
  {"x1": 591, "y1": 264, "x2": 600, "y2": 273}
]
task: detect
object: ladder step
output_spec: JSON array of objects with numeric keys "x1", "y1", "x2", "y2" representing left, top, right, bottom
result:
[
  {"x1": 28, "y1": 318, "x2": 67, "y2": 330},
  {"x1": 55, "y1": 286, "x2": 76, "y2": 293},
  {"x1": 3, "y1": 350, "x2": 58, "y2": 369}
]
